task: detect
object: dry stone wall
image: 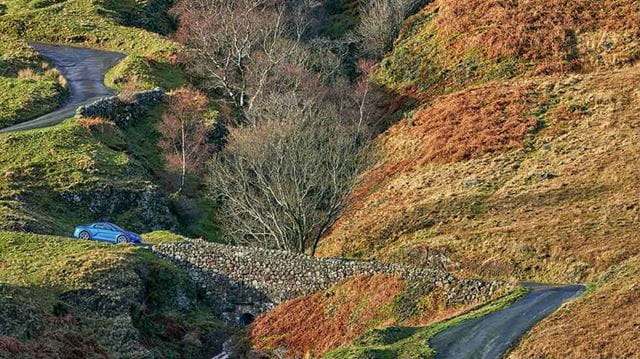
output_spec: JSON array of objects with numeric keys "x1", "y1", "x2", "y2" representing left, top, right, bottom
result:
[
  {"x1": 76, "y1": 87, "x2": 164, "y2": 127},
  {"x1": 153, "y1": 240, "x2": 502, "y2": 324}
]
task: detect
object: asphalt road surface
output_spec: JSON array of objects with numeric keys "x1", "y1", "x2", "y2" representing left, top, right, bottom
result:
[
  {"x1": 430, "y1": 283, "x2": 585, "y2": 359},
  {"x1": 0, "y1": 43, "x2": 125, "y2": 133}
]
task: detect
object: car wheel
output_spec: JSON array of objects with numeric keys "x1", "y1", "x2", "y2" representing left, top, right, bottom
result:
[
  {"x1": 116, "y1": 235, "x2": 128, "y2": 244},
  {"x1": 79, "y1": 231, "x2": 91, "y2": 240}
]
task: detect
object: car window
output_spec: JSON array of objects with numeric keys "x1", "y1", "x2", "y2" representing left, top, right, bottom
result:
[
  {"x1": 94, "y1": 224, "x2": 109, "y2": 230},
  {"x1": 110, "y1": 224, "x2": 125, "y2": 232}
]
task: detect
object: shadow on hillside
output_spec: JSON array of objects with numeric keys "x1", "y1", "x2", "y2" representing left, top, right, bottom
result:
[{"x1": 158, "y1": 257, "x2": 275, "y2": 325}]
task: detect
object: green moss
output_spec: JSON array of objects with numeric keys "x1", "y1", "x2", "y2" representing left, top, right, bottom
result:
[{"x1": 324, "y1": 287, "x2": 528, "y2": 359}]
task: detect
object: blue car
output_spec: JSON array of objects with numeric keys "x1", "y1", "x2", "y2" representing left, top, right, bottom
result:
[{"x1": 74, "y1": 222, "x2": 142, "y2": 244}]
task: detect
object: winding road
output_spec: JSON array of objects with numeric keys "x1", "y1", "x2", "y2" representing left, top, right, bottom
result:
[
  {"x1": 0, "y1": 43, "x2": 125, "y2": 133},
  {"x1": 1, "y1": 43, "x2": 586, "y2": 359},
  {"x1": 430, "y1": 283, "x2": 585, "y2": 359}
]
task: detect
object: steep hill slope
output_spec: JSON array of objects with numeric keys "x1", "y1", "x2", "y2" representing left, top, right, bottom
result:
[
  {"x1": 0, "y1": 0, "x2": 188, "y2": 235},
  {"x1": 508, "y1": 255, "x2": 640, "y2": 358},
  {"x1": 0, "y1": 36, "x2": 67, "y2": 128},
  {"x1": 0, "y1": 231, "x2": 228, "y2": 358},
  {"x1": 321, "y1": 66, "x2": 640, "y2": 283},
  {"x1": 321, "y1": 0, "x2": 640, "y2": 282},
  {"x1": 318, "y1": 0, "x2": 639, "y2": 356},
  {"x1": 250, "y1": 273, "x2": 510, "y2": 358},
  {"x1": 0, "y1": 118, "x2": 175, "y2": 234}
]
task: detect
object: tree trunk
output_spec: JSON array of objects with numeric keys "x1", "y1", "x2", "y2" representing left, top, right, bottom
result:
[{"x1": 179, "y1": 120, "x2": 186, "y2": 194}]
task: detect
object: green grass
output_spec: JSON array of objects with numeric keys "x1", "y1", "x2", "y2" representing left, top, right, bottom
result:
[
  {"x1": 324, "y1": 287, "x2": 528, "y2": 359},
  {"x1": 0, "y1": 36, "x2": 68, "y2": 127},
  {"x1": 0, "y1": 74, "x2": 66, "y2": 127},
  {"x1": 0, "y1": 230, "x2": 224, "y2": 357},
  {"x1": 374, "y1": 10, "x2": 520, "y2": 99},
  {"x1": 142, "y1": 230, "x2": 186, "y2": 244},
  {"x1": 0, "y1": 0, "x2": 186, "y2": 91},
  {"x1": 0, "y1": 231, "x2": 129, "y2": 302},
  {"x1": 0, "y1": 35, "x2": 43, "y2": 75},
  {"x1": 0, "y1": 119, "x2": 164, "y2": 234}
]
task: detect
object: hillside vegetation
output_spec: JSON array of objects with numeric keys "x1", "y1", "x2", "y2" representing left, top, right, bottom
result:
[
  {"x1": 0, "y1": 115, "x2": 176, "y2": 235},
  {"x1": 0, "y1": 0, "x2": 189, "y2": 235},
  {"x1": 317, "y1": 0, "x2": 640, "y2": 357},
  {"x1": 508, "y1": 255, "x2": 640, "y2": 358},
  {"x1": 0, "y1": 36, "x2": 67, "y2": 128},
  {"x1": 321, "y1": 0, "x2": 640, "y2": 283},
  {"x1": 251, "y1": 274, "x2": 514, "y2": 358},
  {"x1": 376, "y1": 0, "x2": 640, "y2": 101},
  {"x1": 0, "y1": 0, "x2": 185, "y2": 91},
  {"x1": 0, "y1": 231, "x2": 226, "y2": 358}
]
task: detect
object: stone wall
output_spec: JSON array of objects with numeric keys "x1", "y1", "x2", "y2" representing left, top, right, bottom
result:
[
  {"x1": 76, "y1": 87, "x2": 164, "y2": 127},
  {"x1": 153, "y1": 240, "x2": 503, "y2": 324}
]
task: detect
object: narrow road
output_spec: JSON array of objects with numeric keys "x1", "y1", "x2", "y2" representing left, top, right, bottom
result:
[
  {"x1": 430, "y1": 283, "x2": 585, "y2": 359},
  {"x1": 0, "y1": 43, "x2": 125, "y2": 133}
]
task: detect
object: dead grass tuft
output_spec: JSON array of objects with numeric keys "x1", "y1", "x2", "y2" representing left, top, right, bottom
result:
[
  {"x1": 0, "y1": 336, "x2": 28, "y2": 353},
  {"x1": 17, "y1": 68, "x2": 40, "y2": 81}
]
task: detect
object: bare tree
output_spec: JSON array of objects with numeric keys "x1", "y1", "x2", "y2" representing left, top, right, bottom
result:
[
  {"x1": 172, "y1": 0, "x2": 315, "y2": 123},
  {"x1": 158, "y1": 88, "x2": 212, "y2": 194},
  {"x1": 208, "y1": 106, "x2": 371, "y2": 255},
  {"x1": 357, "y1": 0, "x2": 426, "y2": 58}
]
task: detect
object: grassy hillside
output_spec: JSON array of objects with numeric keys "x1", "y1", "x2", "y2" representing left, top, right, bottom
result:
[
  {"x1": 375, "y1": 0, "x2": 640, "y2": 102},
  {"x1": 251, "y1": 275, "x2": 513, "y2": 358},
  {"x1": 0, "y1": 117, "x2": 175, "y2": 235},
  {"x1": 321, "y1": 65, "x2": 640, "y2": 284},
  {"x1": 322, "y1": 0, "x2": 640, "y2": 282},
  {"x1": 0, "y1": 0, "x2": 185, "y2": 91},
  {"x1": 318, "y1": 1, "x2": 640, "y2": 357},
  {"x1": 508, "y1": 256, "x2": 640, "y2": 358},
  {"x1": 0, "y1": 36, "x2": 67, "y2": 128},
  {"x1": 0, "y1": 0, "x2": 189, "y2": 235},
  {"x1": 324, "y1": 288, "x2": 525, "y2": 359},
  {"x1": 0, "y1": 231, "x2": 226, "y2": 357}
]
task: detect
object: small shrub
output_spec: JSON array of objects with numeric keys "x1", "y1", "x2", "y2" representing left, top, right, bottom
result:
[{"x1": 17, "y1": 68, "x2": 39, "y2": 81}]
